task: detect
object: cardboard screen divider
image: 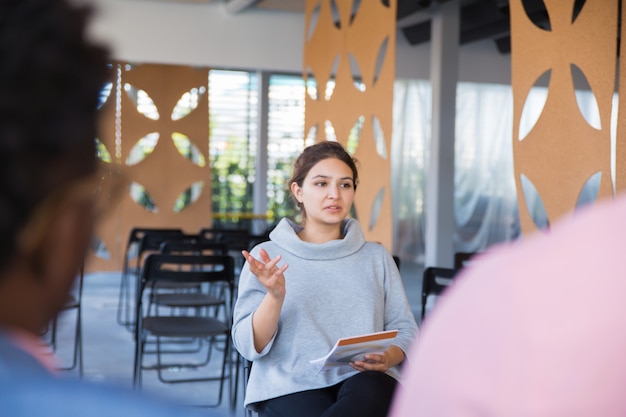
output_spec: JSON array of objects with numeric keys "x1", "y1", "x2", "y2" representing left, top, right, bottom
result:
[
  {"x1": 303, "y1": 0, "x2": 397, "y2": 251},
  {"x1": 510, "y1": 0, "x2": 620, "y2": 235},
  {"x1": 89, "y1": 63, "x2": 211, "y2": 271}
]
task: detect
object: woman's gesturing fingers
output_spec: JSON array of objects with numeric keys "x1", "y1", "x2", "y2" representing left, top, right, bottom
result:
[{"x1": 242, "y1": 249, "x2": 288, "y2": 298}]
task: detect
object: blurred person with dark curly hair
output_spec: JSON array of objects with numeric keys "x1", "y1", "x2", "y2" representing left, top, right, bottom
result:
[{"x1": 0, "y1": 1, "x2": 204, "y2": 415}]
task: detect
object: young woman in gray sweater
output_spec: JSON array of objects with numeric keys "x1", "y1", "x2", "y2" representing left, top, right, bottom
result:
[{"x1": 232, "y1": 141, "x2": 418, "y2": 417}]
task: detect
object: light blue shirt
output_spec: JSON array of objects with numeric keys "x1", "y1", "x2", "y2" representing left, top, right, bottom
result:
[{"x1": 0, "y1": 331, "x2": 204, "y2": 417}]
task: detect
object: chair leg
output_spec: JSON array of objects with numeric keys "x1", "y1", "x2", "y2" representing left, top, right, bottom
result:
[
  {"x1": 51, "y1": 306, "x2": 82, "y2": 376},
  {"x1": 133, "y1": 325, "x2": 144, "y2": 388},
  {"x1": 117, "y1": 270, "x2": 137, "y2": 330},
  {"x1": 149, "y1": 334, "x2": 231, "y2": 409},
  {"x1": 75, "y1": 307, "x2": 83, "y2": 377}
]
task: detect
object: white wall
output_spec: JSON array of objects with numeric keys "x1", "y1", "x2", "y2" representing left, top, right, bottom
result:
[{"x1": 87, "y1": 0, "x2": 511, "y2": 84}]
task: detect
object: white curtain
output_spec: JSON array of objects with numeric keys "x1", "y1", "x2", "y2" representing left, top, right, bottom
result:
[
  {"x1": 454, "y1": 82, "x2": 519, "y2": 252},
  {"x1": 391, "y1": 80, "x2": 430, "y2": 264},
  {"x1": 391, "y1": 80, "x2": 521, "y2": 264}
]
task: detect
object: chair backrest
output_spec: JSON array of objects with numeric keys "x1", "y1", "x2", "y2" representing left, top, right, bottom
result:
[
  {"x1": 200, "y1": 228, "x2": 268, "y2": 251},
  {"x1": 123, "y1": 228, "x2": 185, "y2": 272},
  {"x1": 421, "y1": 267, "x2": 459, "y2": 323},
  {"x1": 138, "y1": 254, "x2": 236, "y2": 310},
  {"x1": 454, "y1": 252, "x2": 477, "y2": 270},
  {"x1": 137, "y1": 232, "x2": 200, "y2": 254},
  {"x1": 142, "y1": 253, "x2": 234, "y2": 282},
  {"x1": 127, "y1": 226, "x2": 184, "y2": 241},
  {"x1": 392, "y1": 255, "x2": 401, "y2": 270},
  {"x1": 159, "y1": 240, "x2": 228, "y2": 256},
  {"x1": 125, "y1": 227, "x2": 184, "y2": 253}
]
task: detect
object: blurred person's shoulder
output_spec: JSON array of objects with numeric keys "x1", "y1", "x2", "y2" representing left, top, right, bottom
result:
[
  {"x1": 0, "y1": 332, "x2": 203, "y2": 417},
  {"x1": 0, "y1": 377, "x2": 205, "y2": 417}
]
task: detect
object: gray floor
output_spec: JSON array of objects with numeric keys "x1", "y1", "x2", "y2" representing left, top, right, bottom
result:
[{"x1": 51, "y1": 261, "x2": 423, "y2": 417}]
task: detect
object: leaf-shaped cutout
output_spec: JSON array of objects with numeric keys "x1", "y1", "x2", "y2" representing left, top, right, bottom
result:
[
  {"x1": 348, "y1": 53, "x2": 366, "y2": 92},
  {"x1": 325, "y1": 120, "x2": 337, "y2": 141},
  {"x1": 571, "y1": 63, "x2": 601, "y2": 130},
  {"x1": 324, "y1": 55, "x2": 340, "y2": 101},
  {"x1": 95, "y1": 138, "x2": 113, "y2": 163},
  {"x1": 522, "y1": 0, "x2": 551, "y2": 31},
  {"x1": 572, "y1": 0, "x2": 586, "y2": 24},
  {"x1": 372, "y1": 115, "x2": 387, "y2": 159},
  {"x1": 373, "y1": 37, "x2": 389, "y2": 86},
  {"x1": 173, "y1": 181, "x2": 204, "y2": 213},
  {"x1": 98, "y1": 82, "x2": 113, "y2": 110},
  {"x1": 349, "y1": 0, "x2": 361, "y2": 25},
  {"x1": 172, "y1": 132, "x2": 206, "y2": 167},
  {"x1": 347, "y1": 115, "x2": 364, "y2": 154},
  {"x1": 325, "y1": 79, "x2": 336, "y2": 101},
  {"x1": 330, "y1": 0, "x2": 341, "y2": 29},
  {"x1": 306, "y1": 1, "x2": 321, "y2": 41},
  {"x1": 305, "y1": 124, "x2": 318, "y2": 146},
  {"x1": 305, "y1": 68, "x2": 318, "y2": 100},
  {"x1": 92, "y1": 236, "x2": 111, "y2": 260},
  {"x1": 329, "y1": 54, "x2": 340, "y2": 78},
  {"x1": 124, "y1": 83, "x2": 159, "y2": 120},
  {"x1": 380, "y1": 0, "x2": 390, "y2": 7},
  {"x1": 518, "y1": 69, "x2": 551, "y2": 141},
  {"x1": 369, "y1": 186, "x2": 385, "y2": 231},
  {"x1": 129, "y1": 181, "x2": 158, "y2": 213},
  {"x1": 126, "y1": 132, "x2": 159, "y2": 166},
  {"x1": 520, "y1": 174, "x2": 549, "y2": 231},
  {"x1": 171, "y1": 86, "x2": 206, "y2": 121},
  {"x1": 575, "y1": 171, "x2": 601, "y2": 210}
]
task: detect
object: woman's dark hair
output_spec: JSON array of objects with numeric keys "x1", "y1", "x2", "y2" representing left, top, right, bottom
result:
[
  {"x1": 289, "y1": 140, "x2": 359, "y2": 217},
  {"x1": 0, "y1": 0, "x2": 110, "y2": 272}
]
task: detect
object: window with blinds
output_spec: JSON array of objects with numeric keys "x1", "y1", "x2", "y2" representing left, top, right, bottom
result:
[
  {"x1": 267, "y1": 74, "x2": 307, "y2": 223},
  {"x1": 208, "y1": 70, "x2": 258, "y2": 229}
]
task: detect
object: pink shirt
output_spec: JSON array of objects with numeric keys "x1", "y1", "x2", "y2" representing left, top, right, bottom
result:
[{"x1": 390, "y1": 193, "x2": 626, "y2": 417}]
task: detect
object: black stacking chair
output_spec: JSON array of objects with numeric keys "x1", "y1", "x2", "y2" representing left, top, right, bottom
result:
[
  {"x1": 155, "y1": 240, "x2": 229, "y2": 315},
  {"x1": 133, "y1": 253, "x2": 236, "y2": 410},
  {"x1": 118, "y1": 228, "x2": 185, "y2": 329},
  {"x1": 421, "y1": 266, "x2": 459, "y2": 323},
  {"x1": 154, "y1": 241, "x2": 231, "y2": 341},
  {"x1": 49, "y1": 263, "x2": 85, "y2": 376}
]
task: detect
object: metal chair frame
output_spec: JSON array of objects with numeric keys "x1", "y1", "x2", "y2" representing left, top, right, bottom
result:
[
  {"x1": 133, "y1": 253, "x2": 236, "y2": 410},
  {"x1": 421, "y1": 266, "x2": 458, "y2": 323}
]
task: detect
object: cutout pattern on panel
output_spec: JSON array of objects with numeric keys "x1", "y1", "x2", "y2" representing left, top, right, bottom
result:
[
  {"x1": 510, "y1": 0, "x2": 617, "y2": 235},
  {"x1": 88, "y1": 62, "x2": 210, "y2": 271},
  {"x1": 304, "y1": 0, "x2": 397, "y2": 250}
]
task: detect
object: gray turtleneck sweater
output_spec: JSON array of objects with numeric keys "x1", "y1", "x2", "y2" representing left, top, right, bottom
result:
[{"x1": 232, "y1": 218, "x2": 418, "y2": 409}]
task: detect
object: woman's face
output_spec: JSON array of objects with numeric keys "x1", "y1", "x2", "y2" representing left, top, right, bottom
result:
[{"x1": 291, "y1": 157, "x2": 356, "y2": 228}]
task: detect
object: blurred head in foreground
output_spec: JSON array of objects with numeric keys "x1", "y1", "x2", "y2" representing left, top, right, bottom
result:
[{"x1": 0, "y1": 0, "x2": 109, "y2": 336}]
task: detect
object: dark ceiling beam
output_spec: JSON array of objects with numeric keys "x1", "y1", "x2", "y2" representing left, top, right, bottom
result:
[
  {"x1": 397, "y1": 9, "x2": 432, "y2": 29},
  {"x1": 224, "y1": 0, "x2": 260, "y2": 14},
  {"x1": 398, "y1": 0, "x2": 558, "y2": 54},
  {"x1": 396, "y1": 0, "x2": 432, "y2": 21}
]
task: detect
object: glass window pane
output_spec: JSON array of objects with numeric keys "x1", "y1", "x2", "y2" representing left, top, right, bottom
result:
[
  {"x1": 208, "y1": 69, "x2": 258, "y2": 230},
  {"x1": 267, "y1": 74, "x2": 307, "y2": 223}
]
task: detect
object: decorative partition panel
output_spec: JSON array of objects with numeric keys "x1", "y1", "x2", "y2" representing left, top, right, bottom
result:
[
  {"x1": 303, "y1": 0, "x2": 397, "y2": 250},
  {"x1": 510, "y1": 0, "x2": 618, "y2": 235},
  {"x1": 88, "y1": 63, "x2": 211, "y2": 271}
]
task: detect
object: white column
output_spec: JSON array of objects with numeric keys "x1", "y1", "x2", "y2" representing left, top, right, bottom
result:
[
  {"x1": 252, "y1": 71, "x2": 269, "y2": 234},
  {"x1": 425, "y1": 0, "x2": 459, "y2": 268}
]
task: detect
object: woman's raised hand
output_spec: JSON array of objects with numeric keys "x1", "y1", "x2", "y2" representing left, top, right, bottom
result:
[{"x1": 242, "y1": 248, "x2": 288, "y2": 300}]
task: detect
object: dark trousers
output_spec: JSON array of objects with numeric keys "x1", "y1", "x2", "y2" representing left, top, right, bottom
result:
[{"x1": 256, "y1": 371, "x2": 398, "y2": 417}]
